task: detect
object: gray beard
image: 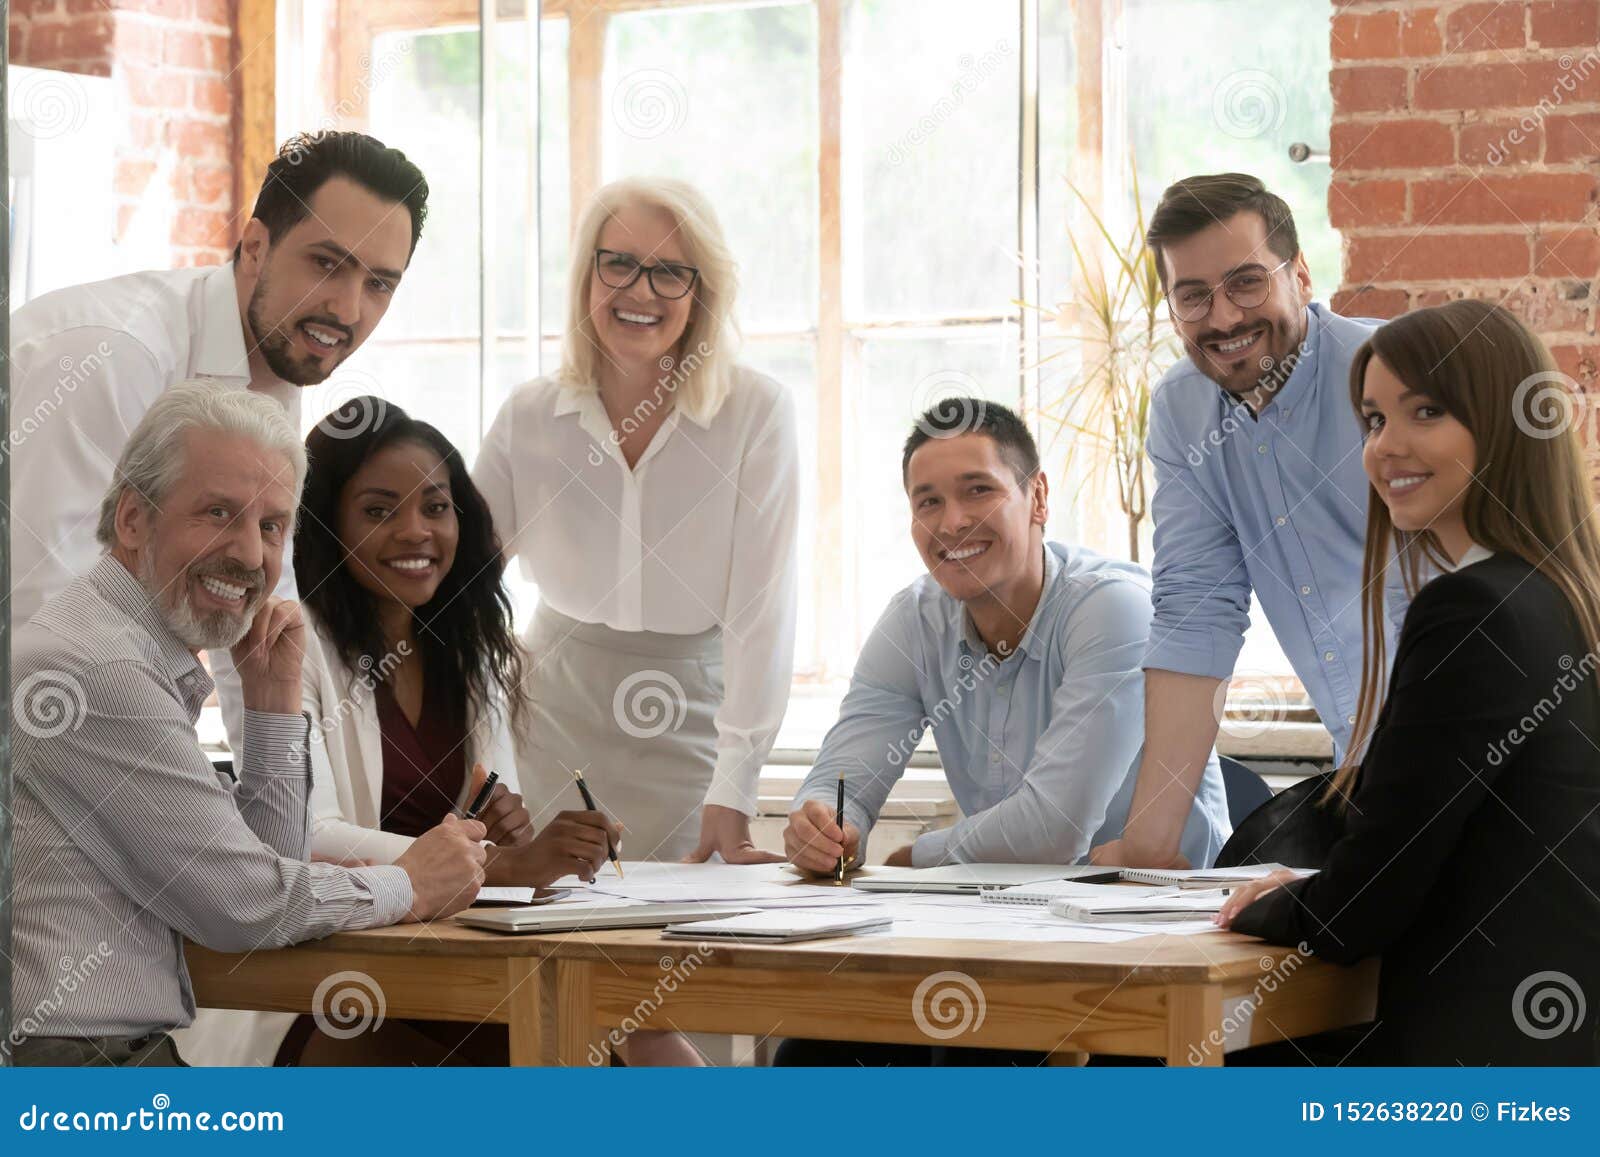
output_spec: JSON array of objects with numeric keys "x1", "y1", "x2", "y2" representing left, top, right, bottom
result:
[{"x1": 136, "y1": 550, "x2": 254, "y2": 651}]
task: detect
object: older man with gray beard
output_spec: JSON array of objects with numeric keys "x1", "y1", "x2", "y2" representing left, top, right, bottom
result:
[{"x1": 8, "y1": 383, "x2": 485, "y2": 1067}]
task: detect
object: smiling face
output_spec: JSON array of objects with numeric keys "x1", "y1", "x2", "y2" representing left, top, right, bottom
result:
[
  {"x1": 906, "y1": 432, "x2": 1048, "y2": 606},
  {"x1": 115, "y1": 430, "x2": 294, "y2": 651},
  {"x1": 237, "y1": 176, "x2": 414, "y2": 386},
  {"x1": 335, "y1": 439, "x2": 460, "y2": 615},
  {"x1": 1359, "y1": 354, "x2": 1478, "y2": 557},
  {"x1": 586, "y1": 202, "x2": 696, "y2": 373},
  {"x1": 1161, "y1": 210, "x2": 1313, "y2": 400}
]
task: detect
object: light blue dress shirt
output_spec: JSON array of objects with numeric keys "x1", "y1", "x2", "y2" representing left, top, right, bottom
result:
[
  {"x1": 1142, "y1": 303, "x2": 1396, "y2": 759},
  {"x1": 795, "y1": 542, "x2": 1231, "y2": 868}
]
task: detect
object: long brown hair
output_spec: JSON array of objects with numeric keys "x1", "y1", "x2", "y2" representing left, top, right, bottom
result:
[{"x1": 1332, "y1": 299, "x2": 1600, "y2": 804}]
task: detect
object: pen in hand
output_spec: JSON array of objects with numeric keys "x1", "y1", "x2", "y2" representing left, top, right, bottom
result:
[
  {"x1": 463, "y1": 768, "x2": 499, "y2": 820},
  {"x1": 835, "y1": 771, "x2": 847, "y2": 883},
  {"x1": 573, "y1": 768, "x2": 624, "y2": 879}
]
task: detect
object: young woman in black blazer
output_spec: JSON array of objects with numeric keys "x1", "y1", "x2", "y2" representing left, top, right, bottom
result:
[{"x1": 1217, "y1": 300, "x2": 1600, "y2": 1065}]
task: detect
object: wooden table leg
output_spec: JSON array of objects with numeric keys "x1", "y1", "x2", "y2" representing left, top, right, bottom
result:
[
  {"x1": 506, "y1": 959, "x2": 547, "y2": 1067},
  {"x1": 1166, "y1": 984, "x2": 1224, "y2": 1067},
  {"x1": 546, "y1": 957, "x2": 610, "y2": 1067}
]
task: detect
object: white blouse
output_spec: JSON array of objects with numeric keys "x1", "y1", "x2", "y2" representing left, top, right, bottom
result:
[{"x1": 472, "y1": 366, "x2": 800, "y2": 815}]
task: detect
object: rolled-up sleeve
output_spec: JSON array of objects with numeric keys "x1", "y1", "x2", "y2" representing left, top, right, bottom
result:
[{"x1": 1142, "y1": 390, "x2": 1252, "y2": 679}]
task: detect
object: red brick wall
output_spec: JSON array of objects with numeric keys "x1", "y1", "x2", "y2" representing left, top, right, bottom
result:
[
  {"x1": 8, "y1": 0, "x2": 238, "y2": 266},
  {"x1": 1329, "y1": 0, "x2": 1600, "y2": 388}
]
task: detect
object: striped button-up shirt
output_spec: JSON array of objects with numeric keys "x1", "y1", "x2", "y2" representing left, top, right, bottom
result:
[{"x1": 10, "y1": 556, "x2": 411, "y2": 1040}]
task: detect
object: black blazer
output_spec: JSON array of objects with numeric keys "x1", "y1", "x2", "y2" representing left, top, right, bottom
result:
[{"x1": 1234, "y1": 553, "x2": 1600, "y2": 1064}]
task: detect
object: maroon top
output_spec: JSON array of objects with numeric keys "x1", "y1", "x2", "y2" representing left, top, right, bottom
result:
[{"x1": 376, "y1": 675, "x2": 468, "y2": 839}]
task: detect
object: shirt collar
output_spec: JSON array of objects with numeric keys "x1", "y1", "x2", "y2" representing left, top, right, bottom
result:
[
  {"x1": 1216, "y1": 301, "x2": 1322, "y2": 418},
  {"x1": 1442, "y1": 542, "x2": 1495, "y2": 572},
  {"x1": 190, "y1": 262, "x2": 252, "y2": 383},
  {"x1": 554, "y1": 380, "x2": 696, "y2": 465},
  {"x1": 88, "y1": 555, "x2": 212, "y2": 707},
  {"x1": 959, "y1": 543, "x2": 1060, "y2": 662}
]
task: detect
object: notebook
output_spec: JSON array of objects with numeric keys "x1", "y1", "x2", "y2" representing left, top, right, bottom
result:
[
  {"x1": 980, "y1": 880, "x2": 1177, "y2": 908},
  {"x1": 1049, "y1": 889, "x2": 1233, "y2": 923},
  {"x1": 1118, "y1": 864, "x2": 1318, "y2": 889},
  {"x1": 662, "y1": 908, "x2": 892, "y2": 943},
  {"x1": 456, "y1": 902, "x2": 754, "y2": 935},
  {"x1": 850, "y1": 863, "x2": 1121, "y2": 895}
]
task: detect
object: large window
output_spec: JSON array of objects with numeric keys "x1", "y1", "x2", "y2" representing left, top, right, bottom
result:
[{"x1": 279, "y1": 0, "x2": 1336, "y2": 741}]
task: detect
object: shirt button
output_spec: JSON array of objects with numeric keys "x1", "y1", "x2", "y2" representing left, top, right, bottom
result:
[
  {"x1": 1324, "y1": 651, "x2": 1336, "y2": 662},
  {"x1": 1300, "y1": 585, "x2": 1311, "y2": 595},
  {"x1": 1347, "y1": 714, "x2": 1356, "y2": 725},
  {"x1": 1275, "y1": 516, "x2": 1286, "y2": 526},
  {"x1": 1257, "y1": 445, "x2": 1267, "y2": 454}
]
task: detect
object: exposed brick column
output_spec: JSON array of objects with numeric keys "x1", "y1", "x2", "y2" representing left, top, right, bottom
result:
[
  {"x1": 8, "y1": 0, "x2": 239, "y2": 267},
  {"x1": 1329, "y1": 0, "x2": 1600, "y2": 388}
]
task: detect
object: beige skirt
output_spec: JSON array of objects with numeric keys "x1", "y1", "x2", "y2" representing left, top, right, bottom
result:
[{"x1": 517, "y1": 603, "x2": 724, "y2": 863}]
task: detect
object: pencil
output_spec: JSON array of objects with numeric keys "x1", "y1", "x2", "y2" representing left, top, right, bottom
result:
[
  {"x1": 572, "y1": 768, "x2": 624, "y2": 878},
  {"x1": 835, "y1": 771, "x2": 847, "y2": 883}
]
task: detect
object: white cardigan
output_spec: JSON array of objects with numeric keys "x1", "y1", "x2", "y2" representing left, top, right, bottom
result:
[{"x1": 305, "y1": 617, "x2": 522, "y2": 865}]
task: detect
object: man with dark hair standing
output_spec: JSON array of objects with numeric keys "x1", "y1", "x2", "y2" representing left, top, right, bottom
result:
[
  {"x1": 7, "y1": 130, "x2": 428, "y2": 751},
  {"x1": 1090, "y1": 173, "x2": 1388, "y2": 870}
]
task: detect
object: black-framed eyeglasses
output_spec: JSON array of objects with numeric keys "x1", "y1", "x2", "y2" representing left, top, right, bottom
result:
[
  {"x1": 1166, "y1": 257, "x2": 1291, "y2": 322},
  {"x1": 594, "y1": 248, "x2": 700, "y2": 300}
]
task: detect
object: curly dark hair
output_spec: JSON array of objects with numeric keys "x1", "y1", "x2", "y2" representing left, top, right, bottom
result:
[{"x1": 295, "y1": 397, "x2": 527, "y2": 732}]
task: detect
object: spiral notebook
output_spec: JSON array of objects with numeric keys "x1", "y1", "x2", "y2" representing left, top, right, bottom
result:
[
  {"x1": 980, "y1": 880, "x2": 1177, "y2": 908},
  {"x1": 1118, "y1": 864, "x2": 1317, "y2": 889}
]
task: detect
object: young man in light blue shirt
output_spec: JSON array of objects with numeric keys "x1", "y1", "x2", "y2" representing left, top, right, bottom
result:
[
  {"x1": 784, "y1": 401, "x2": 1230, "y2": 877},
  {"x1": 1091, "y1": 173, "x2": 1389, "y2": 870}
]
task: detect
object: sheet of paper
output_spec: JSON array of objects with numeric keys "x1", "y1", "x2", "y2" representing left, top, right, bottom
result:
[
  {"x1": 867, "y1": 920, "x2": 1150, "y2": 943},
  {"x1": 552, "y1": 860, "x2": 858, "y2": 903}
]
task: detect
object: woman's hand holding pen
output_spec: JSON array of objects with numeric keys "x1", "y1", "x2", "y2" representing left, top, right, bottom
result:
[
  {"x1": 783, "y1": 799, "x2": 861, "y2": 877},
  {"x1": 490, "y1": 810, "x2": 622, "y2": 886},
  {"x1": 473, "y1": 782, "x2": 535, "y2": 847}
]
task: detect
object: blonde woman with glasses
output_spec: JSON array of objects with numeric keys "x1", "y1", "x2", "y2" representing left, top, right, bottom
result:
[{"x1": 475, "y1": 177, "x2": 799, "y2": 886}]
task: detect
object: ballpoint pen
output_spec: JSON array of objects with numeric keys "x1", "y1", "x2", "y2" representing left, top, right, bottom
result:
[
  {"x1": 572, "y1": 768, "x2": 624, "y2": 878},
  {"x1": 835, "y1": 771, "x2": 847, "y2": 884}
]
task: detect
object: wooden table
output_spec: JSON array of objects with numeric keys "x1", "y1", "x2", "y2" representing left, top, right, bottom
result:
[{"x1": 187, "y1": 920, "x2": 1378, "y2": 1066}]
